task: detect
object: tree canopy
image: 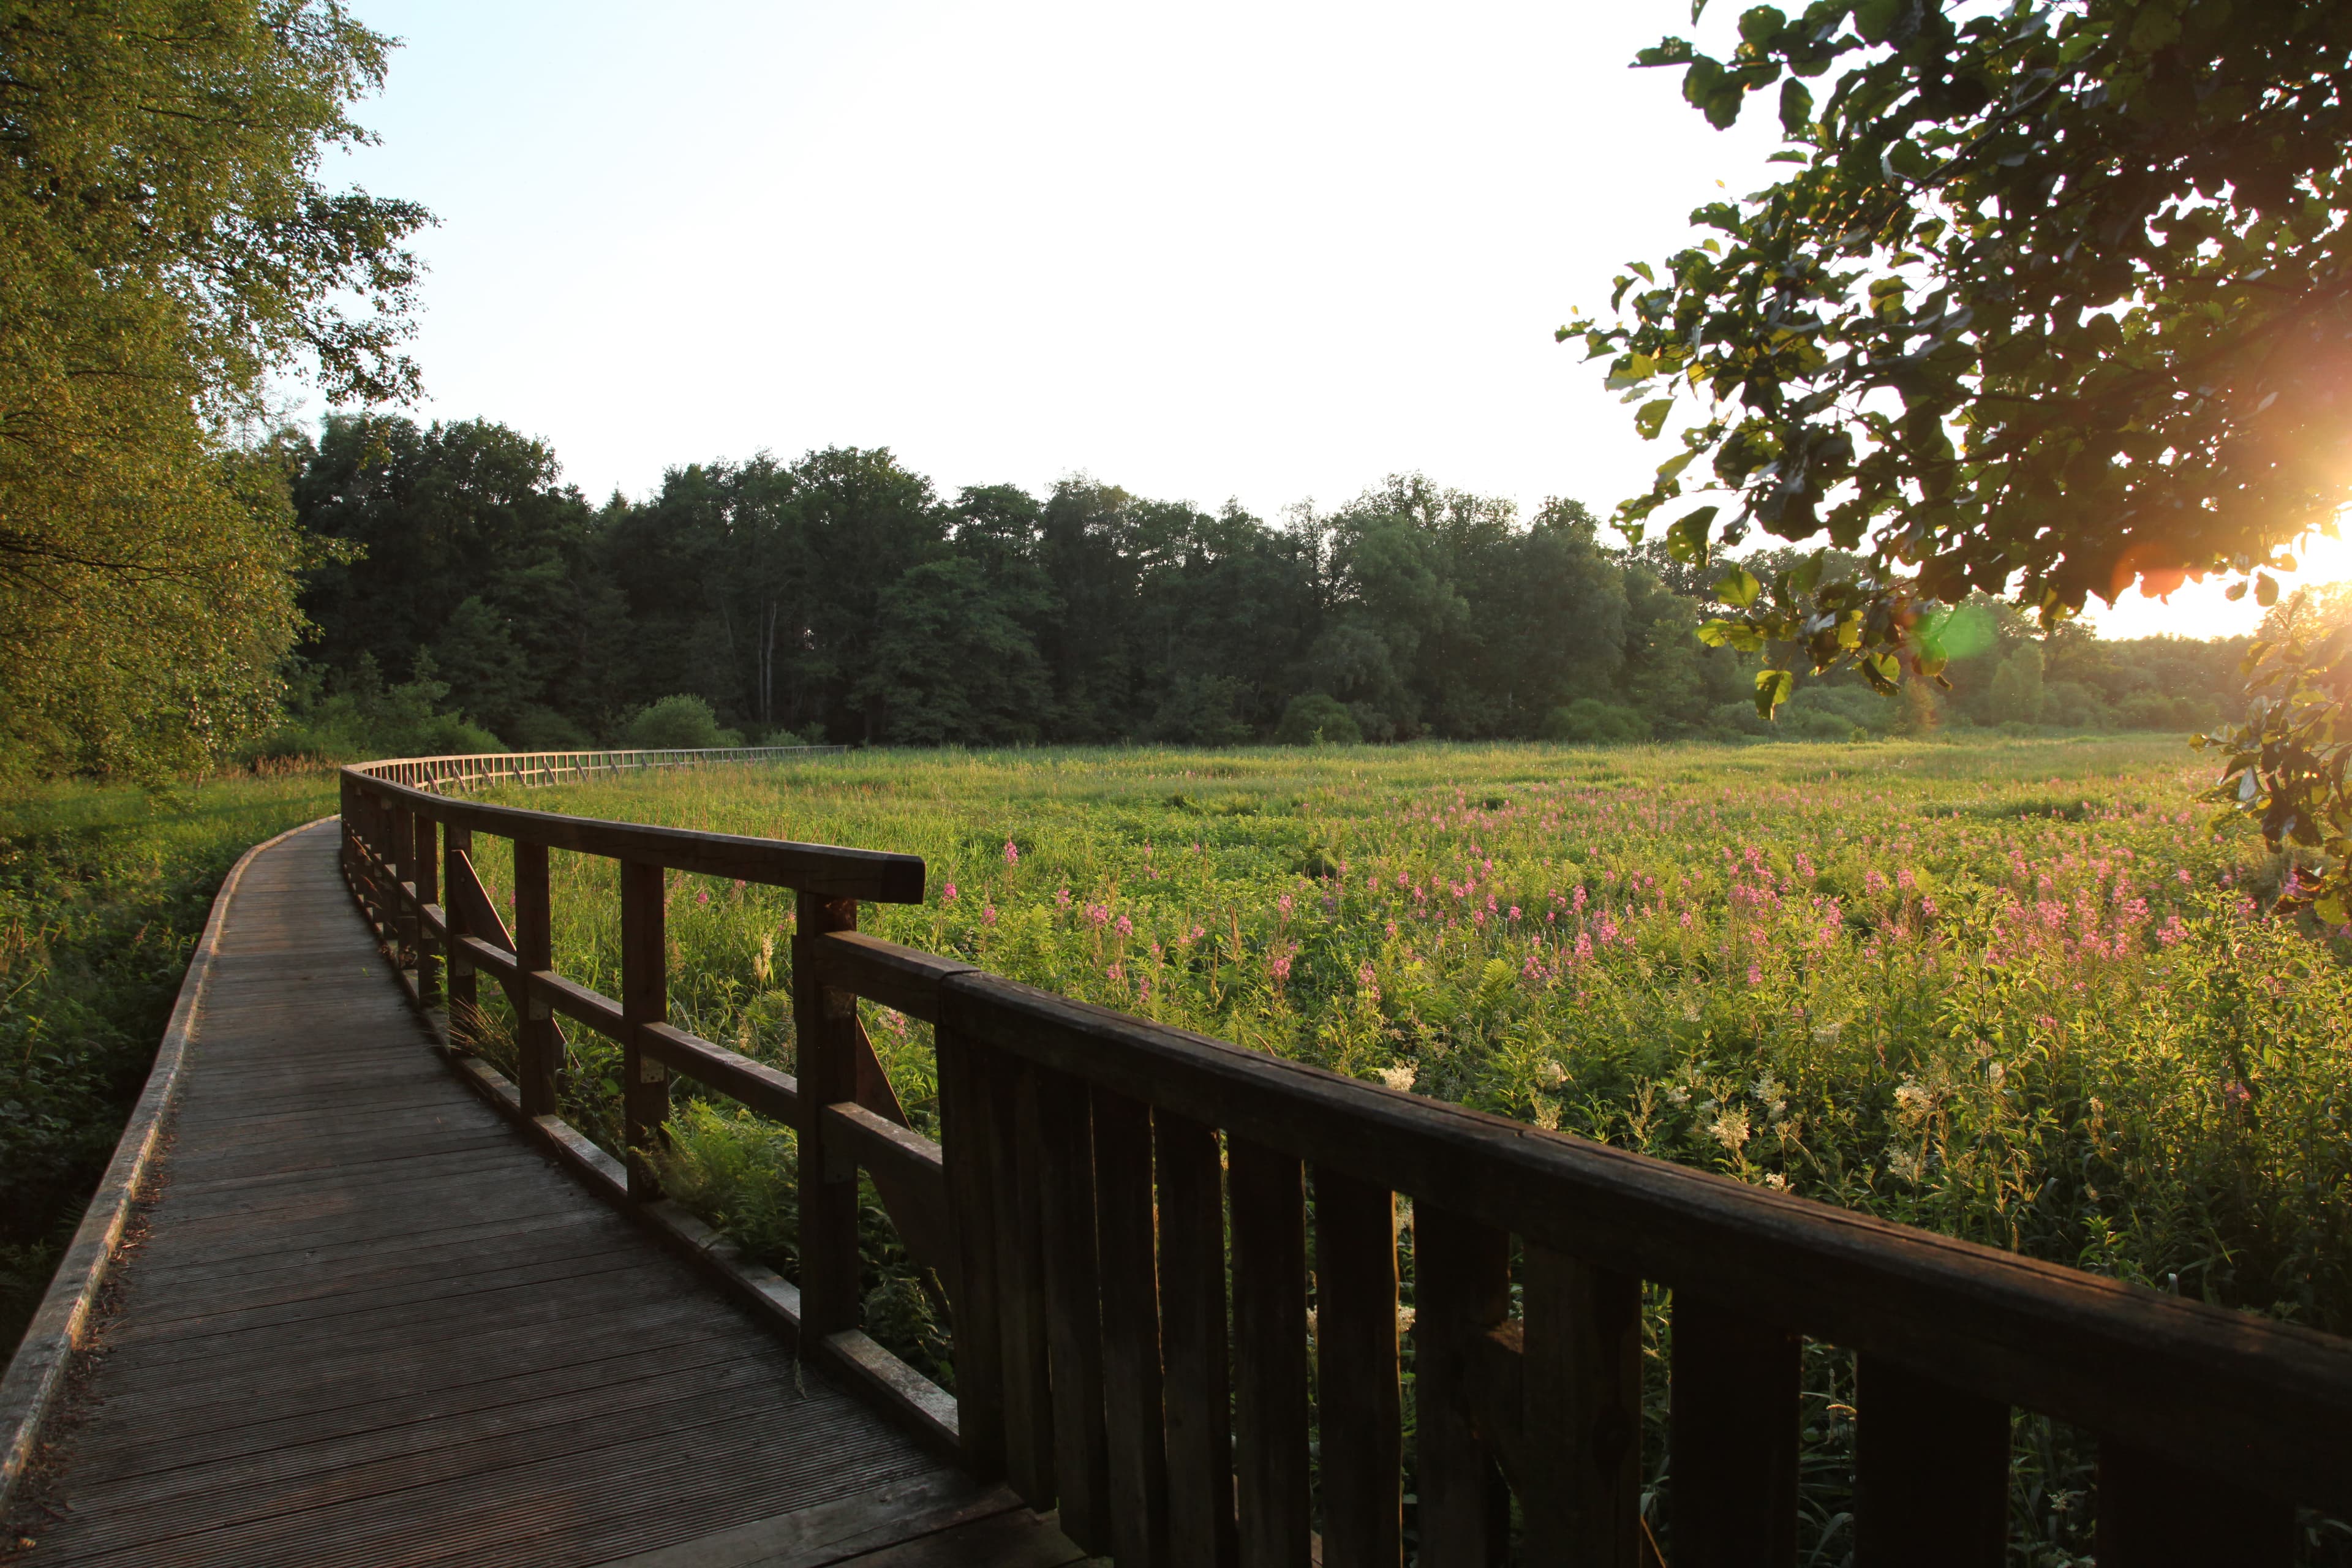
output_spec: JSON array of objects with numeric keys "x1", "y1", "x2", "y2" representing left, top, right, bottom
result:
[
  {"x1": 0, "y1": 0, "x2": 428, "y2": 777},
  {"x1": 1569, "y1": 0, "x2": 2352, "y2": 701},
  {"x1": 270, "y1": 417, "x2": 2246, "y2": 757}
]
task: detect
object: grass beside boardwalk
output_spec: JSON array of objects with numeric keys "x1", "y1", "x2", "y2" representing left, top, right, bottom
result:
[
  {"x1": 473, "y1": 737, "x2": 2351, "y2": 1565},
  {"x1": 0, "y1": 773, "x2": 337, "y2": 1357}
]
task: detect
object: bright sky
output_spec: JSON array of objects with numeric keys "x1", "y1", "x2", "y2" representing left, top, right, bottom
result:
[{"x1": 329, "y1": 0, "x2": 2329, "y2": 642}]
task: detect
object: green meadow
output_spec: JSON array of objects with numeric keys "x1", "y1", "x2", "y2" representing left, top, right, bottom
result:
[{"x1": 451, "y1": 736, "x2": 2350, "y2": 1562}]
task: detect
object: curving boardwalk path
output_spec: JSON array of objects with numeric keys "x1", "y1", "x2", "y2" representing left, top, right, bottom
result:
[{"x1": 12, "y1": 823, "x2": 1079, "y2": 1567}]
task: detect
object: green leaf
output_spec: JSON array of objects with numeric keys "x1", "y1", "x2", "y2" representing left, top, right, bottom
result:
[
  {"x1": 2256, "y1": 572, "x2": 2278, "y2": 606},
  {"x1": 1754, "y1": 666, "x2": 1795, "y2": 716},
  {"x1": 1634, "y1": 399, "x2": 1675, "y2": 440},
  {"x1": 2128, "y1": 6, "x2": 2182, "y2": 52},
  {"x1": 1779, "y1": 78, "x2": 1813, "y2": 137},
  {"x1": 1666, "y1": 505, "x2": 1720, "y2": 565},
  {"x1": 1717, "y1": 566, "x2": 1762, "y2": 607},
  {"x1": 1853, "y1": 0, "x2": 1905, "y2": 43},
  {"x1": 1656, "y1": 449, "x2": 1698, "y2": 484}
]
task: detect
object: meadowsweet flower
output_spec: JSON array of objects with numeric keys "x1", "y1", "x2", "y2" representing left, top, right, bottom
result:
[
  {"x1": 1708, "y1": 1107, "x2": 1752, "y2": 1153},
  {"x1": 1377, "y1": 1063, "x2": 1415, "y2": 1092}
]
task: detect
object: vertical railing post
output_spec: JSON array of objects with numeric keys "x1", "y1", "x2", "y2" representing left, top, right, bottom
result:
[
  {"x1": 1316, "y1": 1167, "x2": 1403, "y2": 1568},
  {"x1": 415, "y1": 809, "x2": 441, "y2": 1011},
  {"x1": 793, "y1": 890, "x2": 863, "y2": 1342},
  {"x1": 940, "y1": 1021, "x2": 1008, "y2": 1481},
  {"x1": 1414, "y1": 1209, "x2": 1512, "y2": 1567},
  {"x1": 443, "y1": 823, "x2": 475, "y2": 1046},
  {"x1": 619, "y1": 859, "x2": 670, "y2": 1200},
  {"x1": 513, "y1": 839, "x2": 558, "y2": 1118},
  {"x1": 1670, "y1": 1295, "x2": 1801, "y2": 1568},
  {"x1": 390, "y1": 798, "x2": 417, "y2": 974},
  {"x1": 1230, "y1": 1137, "x2": 1310, "y2": 1568},
  {"x1": 1524, "y1": 1245, "x2": 1643, "y2": 1567}
]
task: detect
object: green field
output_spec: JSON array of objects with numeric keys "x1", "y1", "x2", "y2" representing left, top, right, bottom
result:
[
  {"x1": 459, "y1": 737, "x2": 2351, "y2": 1561},
  {"x1": 0, "y1": 772, "x2": 339, "y2": 1351},
  {"x1": 491, "y1": 738, "x2": 2343, "y2": 1314},
  {"x1": 12, "y1": 741, "x2": 2347, "y2": 1561}
]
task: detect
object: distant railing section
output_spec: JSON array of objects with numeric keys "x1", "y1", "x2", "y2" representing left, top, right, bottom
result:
[
  {"x1": 350, "y1": 744, "x2": 846, "y2": 794},
  {"x1": 337, "y1": 755, "x2": 2352, "y2": 1568}
]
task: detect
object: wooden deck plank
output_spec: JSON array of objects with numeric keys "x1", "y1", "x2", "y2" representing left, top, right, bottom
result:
[{"x1": 10, "y1": 821, "x2": 1009, "y2": 1568}]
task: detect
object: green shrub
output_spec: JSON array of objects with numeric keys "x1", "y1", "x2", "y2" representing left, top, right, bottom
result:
[
  {"x1": 249, "y1": 654, "x2": 504, "y2": 763},
  {"x1": 1543, "y1": 697, "x2": 1651, "y2": 744},
  {"x1": 622, "y1": 695, "x2": 742, "y2": 750},
  {"x1": 1274, "y1": 693, "x2": 1362, "y2": 746},
  {"x1": 510, "y1": 705, "x2": 591, "y2": 752}
]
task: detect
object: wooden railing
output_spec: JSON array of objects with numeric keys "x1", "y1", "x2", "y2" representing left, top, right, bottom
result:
[
  {"x1": 338, "y1": 755, "x2": 2352, "y2": 1567},
  {"x1": 355, "y1": 743, "x2": 845, "y2": 794}
]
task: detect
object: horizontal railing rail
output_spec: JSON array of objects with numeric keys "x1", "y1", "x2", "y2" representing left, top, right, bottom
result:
[
  {"x1": 336, "y1": 754, "x2": 2352, "y2": 1567},
  {"x1": 349, "y1": 742, "x2": 847, "y2": 794}
]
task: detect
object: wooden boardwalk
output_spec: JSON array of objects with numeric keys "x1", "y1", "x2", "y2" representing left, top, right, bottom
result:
[{"x1": 10, "y1": 823, "x2": 1080, "y2": 1568}]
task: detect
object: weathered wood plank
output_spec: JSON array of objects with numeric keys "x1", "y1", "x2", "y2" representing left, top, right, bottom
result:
[
  {"x1": 1852, "y1": 1352, "x2": 2009, "y2": 1566},
  {"x1": 1156, "y1": 1109, "x2": 1237, "y2": 1567},
  {"x1": 1523, "y1": 1244, "x2": 1642, "y2": 1568},
  {"x1": 1314, "y1": 1166, "x2": 1402, "y2": 1568},
  {"x1": 794, "y1": 891, "x2": 864, "y2": 1343},
  {"x1": 1411, "y1": 1207, "x2": 1509, "y2": 1568},
  {"x1": 1030, "y1": 1065, "x2": 1110, "y2": 1555},
  {"x1": 619, "y1": 859, "x2": 671, "y2": 1200},
  {"x1": 1091, "y1": 1085, "x2": 1169, "y2": 1567},
  {"x1": 1670, "y1": 1294, "x2": 1800, "y2": 1568},
  {"x1": 1228, "y1": 1137, "x2": 1310, "y2": 1568},
  {"x1": 2093, "y1": 1439, "x2": 2295, "y2": 1568}
]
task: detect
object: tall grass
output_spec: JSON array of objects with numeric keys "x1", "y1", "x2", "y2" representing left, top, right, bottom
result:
[{"x1": 456, "y1": 737, "x2": 2349, "y2": 1564}]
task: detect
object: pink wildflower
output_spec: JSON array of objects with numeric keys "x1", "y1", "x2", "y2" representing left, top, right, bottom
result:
[
  {"x1": 942, "y1": 882, "x2": 959, "y2": 902},
  {"x1": 982, "y1": 903, "x2": 998, "y2": 927},
  {"x1": 1746, "y1": 963, "x2": 1763, "y2": 986},
  {"x1": 1116, "y1": 913, "x2": 1134, "y2": 937},
  {"x1": 696, "y1": 889, "x2": 710, "y2": 907},
  {"x1": 1003, "y1": 840, "x2": 1020, "y2": 865}
]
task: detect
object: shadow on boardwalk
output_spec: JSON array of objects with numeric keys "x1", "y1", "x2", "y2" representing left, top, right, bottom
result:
[{"x1": 6, "y1": 823, "x2": 1079, "y2": 1567}]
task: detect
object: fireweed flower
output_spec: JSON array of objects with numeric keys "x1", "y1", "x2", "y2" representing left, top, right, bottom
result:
[
  {"x1": 982, "y1": 903, "x2": 998, "y2": 927},
  {"x1": 1115, "y1": 914, "x2": 1133, "y2": 936},
  {"x1": 1003, "y1": 840, "x2": 1020, "y2": 865},
  {"x1": 942, "y1": 883, "x2": 959, "y2": 902}
]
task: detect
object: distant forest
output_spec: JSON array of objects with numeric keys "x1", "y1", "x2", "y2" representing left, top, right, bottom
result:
[{"x1": 273, "y1": 415, "x2": 2247, "y2": 758}]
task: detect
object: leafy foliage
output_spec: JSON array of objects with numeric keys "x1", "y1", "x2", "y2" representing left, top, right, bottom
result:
[
  {"x1": 288, "y1": 418, "x2": 2245, "y2": 750},
  {"x1": 1568, "y1": 0, "x2": 2352, "y2": 699},
  {"x1": 0, "y1": 1, "x2": 429, "y2": 778}
]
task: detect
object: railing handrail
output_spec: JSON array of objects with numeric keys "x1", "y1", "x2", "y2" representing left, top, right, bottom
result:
[
  {"x1": 333, "y1": 745, "x2": 2352, "y2": 1558},
  {"x1": 816, "y1": 930, "x2": 2352, "y2": 1511},
  {"x1": 344, "y1": 761, "x2": 923, "y2": 903}
]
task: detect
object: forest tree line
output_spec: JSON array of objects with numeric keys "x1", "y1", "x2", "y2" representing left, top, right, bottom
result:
[{"x1": 273, "y1": 414, "x2": 2246, "y2": 759}]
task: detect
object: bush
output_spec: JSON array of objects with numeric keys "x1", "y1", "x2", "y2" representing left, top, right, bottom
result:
[
  {"x1": 510, "y1": 705, "x2": 590, "y2": 752},
  {"x1": 1543, "y1": 698, "x2": 1651, "y2": 744},
  {"x1": 1274, "y1": 693, "x2": 1363, "y2": 746},
  {"x1": 622, "y1": 695, "x2": 741, "y2": 750},
  {"x1": 248, "y1": 654, "x2": 504, "y2": 763}
]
